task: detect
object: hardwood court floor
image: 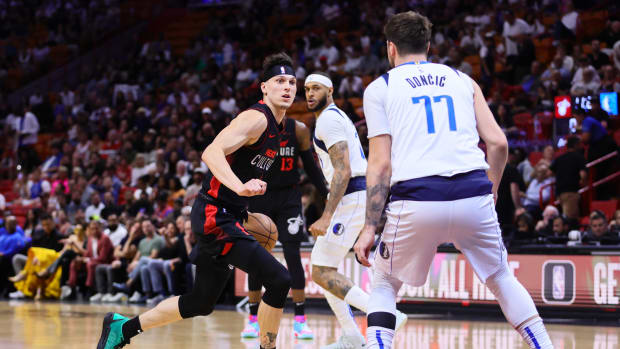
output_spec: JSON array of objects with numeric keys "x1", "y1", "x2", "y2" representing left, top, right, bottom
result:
[{"x1": 0, "y1": 301, "x2": 617, "y2": 348}]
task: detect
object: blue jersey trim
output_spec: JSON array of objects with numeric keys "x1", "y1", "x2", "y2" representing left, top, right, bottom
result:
[
  {"x1": 344, "y1": 176, "x2": 366, "y2": 195},
  {"x1": 390, "y1": 170, "x2": 492, "y2": 202},
  {"x1": 381, "y1": 73, "x2": 389, "y2": 85},
  {"x1": 313, "y1": 135, "x2": 328, "y2": 153}
]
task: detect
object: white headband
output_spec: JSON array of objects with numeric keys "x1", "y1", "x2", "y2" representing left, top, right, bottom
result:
[{"x1": 305, "y1": 74, "x2": 333, "y2": 88}]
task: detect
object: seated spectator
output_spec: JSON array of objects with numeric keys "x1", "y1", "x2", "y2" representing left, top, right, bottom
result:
[
  {"x1": 103, "y1": 214, "x2": 127, "y2": 247},
  {"x1": 85, "y1": 192, "x2": 105, "y2": 222},
  {"x1": 535, "y1": 205, "x2": 560, "y2": 235},
  {"x1": 551, "y1": 216, "x2": 570, "y2": 238},
  {"x1": 582, "y1": 210, "x2": 619, "y2": 245},
  {"x1": 97, "y1": 221, "x2": 144, "y2": 303},
  {"x1": 447, "y1": 47, "x2": 473, "y2": 76},
  {"x1": 0, "y1": 216, "x2": 29, "y2": 294},
  {"x1": 27, "y1": 168, "x2": 51, "y2": 200},
  {"x1": 168, "y1": 178, "x2": 186, "y2": 207},
  {"x1": 154, "y1": 192, "x2": 173, "y2": 221},
  {"x1": 113, "y1": 219, "x2": 164, "y2": 303},
  {"x1": 182, "y1": 219, "x2": 197, "y2": 291},
  {"x1": 183, "y1": 168, "x2": 204, "y2": 206},
  {"x1": 36, "y1": 224, "x2": 86, "y2": 281},
  {"x1": 8, "y1": 215, "x2": 64, "y2": 300},
  {"x1": 521, "y1": 162, "x2": 554, "y2": 220},
  {"x1": 338, "y1": 72, "x2": 363, "y2": 98},
  {"x1": 144, "y1": 222, "x2": 185, "y2": 306},
  {"x1": 515, "y1": 212, "x2": 537, "y2": 240},
  {"x1": 609, "y1": 210, "x2": 620, "y2": 234},
  {"x1": 588, "y1": 40, "x2": 611, "y2": 70}
]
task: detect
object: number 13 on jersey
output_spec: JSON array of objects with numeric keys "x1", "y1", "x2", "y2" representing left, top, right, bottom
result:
[{"x1": 411, "y1": 95, "x2": 456, "y2": 134}]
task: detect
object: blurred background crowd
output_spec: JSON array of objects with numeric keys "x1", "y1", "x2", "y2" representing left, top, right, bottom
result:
[{"x1": 0, "y1": 0, "x2": 618, "y2": 302}]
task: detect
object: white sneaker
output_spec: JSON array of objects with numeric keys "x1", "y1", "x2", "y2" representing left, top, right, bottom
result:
[
  {"x1": 321, "y1": 332, "x2": 365, "y2": 349},
  {"x1": 60, "y1": 286, "x2": 72, "y2": 300},
  {"x1": 101, "y1": 293, "x2": 113, "y2": 302},
  {"x1": 89, "y1": 293, "x2": 103, "y2": 302},
  {"x1": 8, "y1": 290, "x2": 25, "y2": 299},
  {"x1": 108, "y1": 292, "x2": 128, "y2": 303},
  {"x1": 128, "y1": 291, "x2": 142, "y2": 303},
  {"x1": 395, "y1": 310, "x2": 408, "y2": 332}
]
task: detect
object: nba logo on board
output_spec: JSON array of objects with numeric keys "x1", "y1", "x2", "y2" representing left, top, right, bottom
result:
[
  {"x1": 542, "y1": 261, "x2": 575, "y2": 305},
  {"x1": 379, "y1": 241, "x2": 389, "y2": 259},
  {"x1": 332, "y1": 223, "x2": 344, "y2": 236},
  {"x1": 280, "y1": 66, "x2": 286, "y2": 74}
]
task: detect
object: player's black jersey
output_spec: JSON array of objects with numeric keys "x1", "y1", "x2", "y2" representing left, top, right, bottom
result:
[
  {"x1": 201, "y1": 101, "x2": 281, "y2": 209},
  {"x1": 267, "y1": 118, "x2": 300, "y2": 189}
]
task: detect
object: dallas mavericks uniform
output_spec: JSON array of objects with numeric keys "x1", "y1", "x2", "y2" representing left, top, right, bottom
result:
[
  {"x1": 311, "y1": 103, "x2": 368, "y2": 267},
  {"x1": 363, "y1": 61, "x2": 503, "y2": 286}
]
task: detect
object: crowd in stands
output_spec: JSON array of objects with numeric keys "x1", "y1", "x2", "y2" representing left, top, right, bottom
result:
[
  {"x1": 0, "y1": 0, "x2": 127, "y2": 93},
  {"x1": 0, "y1": 0, "x2": 618, "y2": 301}
]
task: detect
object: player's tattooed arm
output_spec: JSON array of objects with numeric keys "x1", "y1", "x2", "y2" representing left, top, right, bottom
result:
[
  {"x1": 324, "y1": 141, "x2": 351, "y2": 217},
  {"x1": 260, "y1": 332, "x2": 277, "y2": 348},
  {"x1": 364, "y1": 135, "x2": 392, "y2": 229}
]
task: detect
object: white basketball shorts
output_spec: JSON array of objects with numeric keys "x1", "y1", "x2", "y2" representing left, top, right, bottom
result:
[
  {"x1": 311, "y1": 190, "x2": 366, "y2": 268},
  {"x1": 373, "y1": 194, "x2": 506, "y2": 286}
]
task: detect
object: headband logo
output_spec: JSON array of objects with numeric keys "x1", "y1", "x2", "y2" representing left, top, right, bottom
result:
[{"x1": 280, "y1": 66, "x2": 286, "y2": 74}]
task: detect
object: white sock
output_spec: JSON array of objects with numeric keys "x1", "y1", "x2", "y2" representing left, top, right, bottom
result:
[
  {"x1": 344, "y1": 285, "x2": 370, "y2": 313},
  {"x1": 324, "y1": 291, "x2": 360, "y2": 335},
  {"x1": 518, "y1": 317, "x2": 554, "y2": 349},
  {"x1": 366, "y1": 326, "x2": 394, "y2": 349}
]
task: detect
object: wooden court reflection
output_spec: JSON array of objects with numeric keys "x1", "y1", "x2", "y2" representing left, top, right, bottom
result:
[{"x1": 0, "y1": 301, "x2": 616, "y2": 348}]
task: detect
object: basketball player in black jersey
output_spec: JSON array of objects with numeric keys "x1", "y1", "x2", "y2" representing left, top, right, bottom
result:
[
  {"x1": 97, "y1": 53, "x2": 297, "y2": 349},
  {"x1": 243, "y1": 116, "x2": 328, "y2": 339}
]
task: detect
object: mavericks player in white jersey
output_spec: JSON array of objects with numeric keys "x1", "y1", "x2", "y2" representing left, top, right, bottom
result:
[
  {"x1": 354, "y1": 12, "x2": 553, "y2": 349},
  {"x1": 305, "y1": 72, "x2": 405, "y2": 348}
]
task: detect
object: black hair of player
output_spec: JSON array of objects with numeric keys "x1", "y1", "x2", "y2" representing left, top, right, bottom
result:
[
  {"x1": 384, "y1": 11, "x2": 432, "y2": 55},
  {"x1": 262, "y1": 52, "x2": 294, "y2": 81}
]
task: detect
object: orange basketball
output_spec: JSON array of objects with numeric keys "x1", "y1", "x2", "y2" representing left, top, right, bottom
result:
[{"x1": 243, "y1": 212, "x2": 278, "y2": 251}]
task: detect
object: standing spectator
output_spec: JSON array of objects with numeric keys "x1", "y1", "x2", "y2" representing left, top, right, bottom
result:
[
  {"x1": 550, "y1": 137, "x2": 586, "y2": 222},
  {"x1": 496, "y1": 149, "x2": 526, "y2": 230},
  {"x1": 554, "y1": 2, "x2": 579, "y2": 40},
  {"x1": 574, "y1": 109, "x2": 618, "y2": 199},
  {"x1": 17, "y1": 105, "x2": 40, "y2": 172},
  {"x1": 502, "y1": 10, "x2": 530, "y2": 81}
]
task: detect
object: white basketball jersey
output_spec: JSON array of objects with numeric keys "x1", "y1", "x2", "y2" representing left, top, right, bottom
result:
[
  {"x1": 363, "y1": 61, "x2": 488, "y2": 185},
  {"x1": 313, "y1": 103, "x2": 367, "y2": 185}
]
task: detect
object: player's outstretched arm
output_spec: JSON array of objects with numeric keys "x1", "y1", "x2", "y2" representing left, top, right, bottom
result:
[
  {"x1": 473, "y1": 80, "x2": 508, "y2": 200},
  {"x1": 355, "y1": 134, "x2": 391, "y2": 267},
  {"x1": 309, "y1": 140, "x2": 351, "y2": 237},
  {"x1": 201, "y1": 110, "x2": 268, "y2": 197}
]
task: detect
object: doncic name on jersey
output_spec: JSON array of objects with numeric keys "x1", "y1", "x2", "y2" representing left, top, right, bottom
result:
[{"x1": 251, "y1": 148, "x2": 277, "y2": 171}]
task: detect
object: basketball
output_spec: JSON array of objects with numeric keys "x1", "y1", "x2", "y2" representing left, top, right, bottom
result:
[{"x1": 243, "y1": 212, "x2": 278, "y2": 251}]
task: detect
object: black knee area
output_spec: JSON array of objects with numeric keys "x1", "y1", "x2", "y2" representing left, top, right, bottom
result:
[
  {"x1": 250, "y1": 247, "x2": 291, "y2": 308},
  {"x1": 282, "y1": 241, "x2": 305, "y2": 290},
  {"x1": 368, "y1": 312, "x2": 396, "y2": 330},
  {"x1": 179, "y1": 293, "x2": 215, "y2": 318},
  {"x1": 248, "y1": 273, "x2": 262, "y2": 292}
]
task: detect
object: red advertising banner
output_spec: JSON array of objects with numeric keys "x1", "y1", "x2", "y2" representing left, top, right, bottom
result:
[{"x1": 234, "y1": 251, "x2": 620, "y2": 308}]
